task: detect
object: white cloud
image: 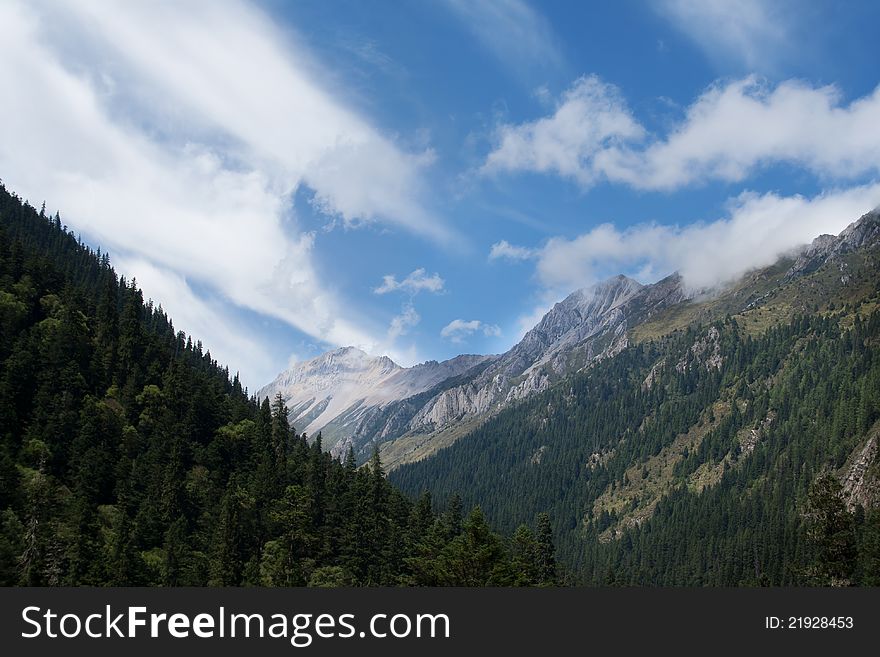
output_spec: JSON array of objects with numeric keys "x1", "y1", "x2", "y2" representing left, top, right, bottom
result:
[
  {"x1": 531, "y1": 183, "x2": 880, "y2": 293},
  {"x1": 488, "y1": 240, "x2": 537, "y2": 261},
  {"x1": 499, "y1": 185, "x2": 880, "y2": 345},
  {"x1": 114, "y1": 255, "x2": 276, "y2": 387},
  {"x1": 483, "y1": 75, "x2": 880, "y2": 190},
  {"x1": 483, "y1": 75, "x2": 644, "y2": 185},
  {"x1": 602, "y1": 77, "x2": 880, "y2": 189},
  {"x1": 654, "y1": 0, "x2": 792, "y2": 69},
  {"x1": 446, "y1": 0, "x2": 563, "y2": 77},
  {"x1": 387, "y1": 304, "x2": 421, "y2": 342},
  {"x1": 374, "y1": 268, "x2": 445, "y2": 295},
  {"x1": 59, "y1": 0, "x2": 453, "y2": 244},
  {"x1": 373, "y1": 268, "x2": 443, "y2": 363},
  {"x1": 441, "y1": 319, "x2": 502, "y2": 343},
  {"x1": 0, "y1": 0, "x2": 452, "y2": 387}
]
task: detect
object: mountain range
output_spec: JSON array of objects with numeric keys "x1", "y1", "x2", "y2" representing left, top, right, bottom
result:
[
  {"x1": 0, "y1": 183, "x2": 554, "y2": 587},
  {"x1": 390, "y1": 207, "x2": 880, "y2": 583},
  {"x1": 256, "y1": 348, "x2": 492, "y2": 456},
  {"x1": 260, "y1": 208, "x2": 880, "y2": 471},
  {"x1": 2, "y1": 180, "x2": 878, "y2": 586},
  {"x1": 258, "y1": 271, "x2": 687, "y2": 465}
]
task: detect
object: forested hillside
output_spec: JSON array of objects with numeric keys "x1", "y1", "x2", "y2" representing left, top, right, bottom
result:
[
  {"x1": 3, "y1": 180, "x2": 878, "y2": 587},
  {"x1": 393, "y1": 228, "x2": 880, "y2": 586},
  {"x1": 0, "y1": 185, "x2": 557, "y2": 586}
]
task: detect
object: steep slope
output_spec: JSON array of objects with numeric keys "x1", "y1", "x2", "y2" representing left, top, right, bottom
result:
[
  {"x1": 256, "y1": 347, "x2": 492, "y2": 453},
  {"x1": 262, "y1": 209, "x2": 880, "y2": 469},
  {"x1": 0, "y1": 185, "x2": 418, "y2": 586},
  {"x1": 786, "y1": 208, "x2": 880, "y2": 279},
  {"x1": 260, "y1": 272, "x2": 688, "y2": 467},
  {"x1": 378, "y1": 273, "x2": 687, "y2": 468},
  {"x1": 391, "y1": 209, "x2": 880, "y2": 585},
  {"x1": 631, "y1": 208, "x2": 880, "y2": 342},
  {"x1": 0, "y1": 183, "x2": 546, "y2": 588}
]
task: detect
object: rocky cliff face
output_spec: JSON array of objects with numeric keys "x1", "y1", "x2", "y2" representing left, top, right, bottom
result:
[
  {"x1": 261, "y1": 206, "x2": 880, "y2": 466},
  {"x1": 842, "y1": 430, "x2": 880, "y2": 512},
  {"x1": 256, "y1": 347, "x2": 491, "y2": 450},
  {"x1": 401, "y1": 273, "x2": 687, "y2": 438},
  {"x1": 786, "y1": 209, "x2": 880, "y2": 279},
  {"x1": 372, "y1": 210, "x2": 879, "y2": 466},
  {"x1": 259, "y1": 273, "x2": 688, "y2": 462}
]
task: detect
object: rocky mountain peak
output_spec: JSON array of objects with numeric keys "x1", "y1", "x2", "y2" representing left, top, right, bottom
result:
[
  {"x1": 839, "y1": 208, "x2": 880, "y2": 250},
  {"x1": 259, "y1": 207, "x2": 880, "y2": 468},
  {"x1": 257, "y1": 347, "x2": 492, "y2": 447},
  {"x1": 570, "y1": 274, "x2": 643, "y2": 307},
  {"x1": 317, "y1": 347, "x2": 398, "y2": 371},
  {"x1": 520, "y1": 274, "x2": 644, "y2": 352},
  {"x1": 786, "y1": 209, "x2": 880, "y2": 280}
]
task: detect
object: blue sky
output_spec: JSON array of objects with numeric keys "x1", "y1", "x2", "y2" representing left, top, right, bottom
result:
[{"x1": 2, "y1": 0, "x2": 880, "y2": 389}]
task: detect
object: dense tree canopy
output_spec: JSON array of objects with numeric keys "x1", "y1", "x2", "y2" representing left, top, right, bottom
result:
[
  {"x1": 0, "y1": 184, "x2": 557, "y2": 586},
  {"x1": 393, "y1": 308, "x2": 880, "y2": 585},
  {"x1": 3, "y1": 181, "x2": 877, "y2": 586}
]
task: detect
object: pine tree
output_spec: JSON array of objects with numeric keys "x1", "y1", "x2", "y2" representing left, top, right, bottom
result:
[
  {"x1": 804, "y1": 472, "x2": 857, "y2": 585},
  {"x1": 535, "y1": 512, "x2": 558, "y2": 586},
  {"x1": 441, "y1": 494, "x2": 463, "y2": 540},
  {"x1": 436, "y1": 507, "x2": 510, "y2": 586},
  {"x1": 509, "y1": 524, "x2": 539, "y2": 586},
  {"x1": 855, "y1": 509, "x2": 880, "y2": 585},
  {"x1": 270, "y1": 393, "x2": 289, "y2": 474}
]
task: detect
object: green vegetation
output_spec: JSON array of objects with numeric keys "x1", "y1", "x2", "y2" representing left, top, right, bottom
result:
[
  {"x1": 0, "y1": 185, "x2": 558, "y2": 586},
  {"x1": 2, "y1": 180, "x2": 878, "y2": 586},
  {"x1": 393, "y1": 307, "x2": 880, "y2": 585}
]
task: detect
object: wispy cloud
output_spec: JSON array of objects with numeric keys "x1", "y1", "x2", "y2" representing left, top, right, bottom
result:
[
  {"x1": 374, "y1": 268, "x2": 445, "y2": 295},
  {"x1": 445, "y1": 0, "x2": 563, "y2": 78},
  {"x1": 387, "y1": 303, "x2": 421, "y2": 342},
  {"x1": 66, "y1": 0, "x2": 453, "y2": 243},
  {"x1": 653, "y1": 0, "x2": 794, "y2": 70},
  {"x1": 374, "y1": 268, "x2": 444, "y2": 360},
  {"x1": 488, "y1": 240, "x2": 537, "y2": 261},
  {"x1": 336, "y1": 36, "x2": 408, "y2": 81},
  {"x1": 440, "y1": 319, "x2": 502, "y2": 343},
  {"x1": 0, "y1": 0, "x2": 454, "y2": 386},
  {"x1": 483, "y1": 75, "x2": 880, "y2": 190}
]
